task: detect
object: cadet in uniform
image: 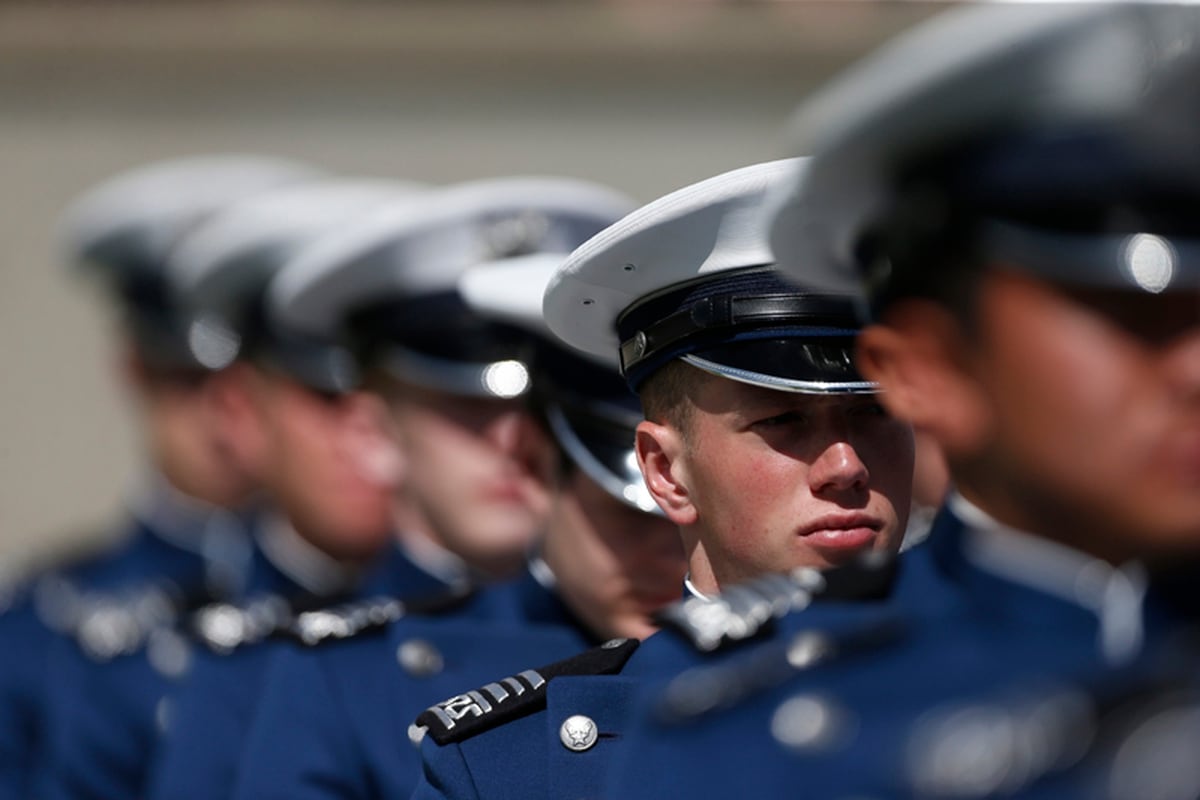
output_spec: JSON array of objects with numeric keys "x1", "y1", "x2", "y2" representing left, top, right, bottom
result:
[
  {"x1": 223, "y1": 176, "x2": 677, "y2": 800},
  {"x1": 412, "y1": 159, "x2": 920, "y2": 800},
  {"x1": 37, "y1": 173, "x2": 427, "y2": 800},
  {"x1": 609, "y1": 5, "x2": 1200, "y2": 798},
  {"x1": 2, "y1": 154, "x2": 318, "y2": 800},
  {"x1": 141, "y1": 177, "x2": 458, "y2": 800}
]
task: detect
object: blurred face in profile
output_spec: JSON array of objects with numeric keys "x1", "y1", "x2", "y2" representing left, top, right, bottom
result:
[
  {"x1": 860, "y1": 268, "x2": 1200, "y2": 563},
  {"x1": 974, "y1": 270, "x2": 1200, "y2": 558},
  {"x1": 543, "y1": 467, "x2": 686, "y2": 641},
  {"x1": 257, "y1": 375, "x2": 401, "y2": 563},
  {"x1": 385, "y1": 380, "x2": 554, "y2": 579},
  {"x1": 638, "y1": 370, "x2": 914, "y2": 593}
]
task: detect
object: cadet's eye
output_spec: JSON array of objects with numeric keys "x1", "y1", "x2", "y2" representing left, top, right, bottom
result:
[
  {"x1": 850, "y1": 401, "x2": 889, "y2": 419},
  {"x1": 755, "y1": 411, "x2": 805, "y2": 428}
]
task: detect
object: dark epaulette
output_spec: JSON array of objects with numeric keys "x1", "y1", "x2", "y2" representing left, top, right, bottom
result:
[
  {"x1": 412, "y1": 637, "x2": 640, "y2": 747},
  {"x1": 190, "y1": 594, "x2": 296, "y2": 655},
  {"x1": 654, "y1": 613, "x2": 907, "y2": 725},
  {"x1": 281, "y1": 585, "x2": 475, "y2": 648},
  {"x1": 47, "y1": 577, "x2": 216, "y2": 665},
  {"x1": 655, "y1": 552, "x2": 898, "y2": 654},
  {"x1": 17, "y1": 527, "x2": 139, "y2": 624}
]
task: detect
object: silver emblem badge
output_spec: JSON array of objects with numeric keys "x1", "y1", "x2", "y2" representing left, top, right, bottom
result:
[{"x1": 559, "y1": 715, "x2": 599, "y2": 752}]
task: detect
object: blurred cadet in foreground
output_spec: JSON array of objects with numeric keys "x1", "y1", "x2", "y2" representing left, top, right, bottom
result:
[
  {"x1": 612, "y1": 4, "x2": 1200, "y2": 798},
  {"x1": 226, "y1": 176, "x2": 666, "y2": 800},
  {"x1": 412, "y1": 159, "x2": 919, "y2": 800},
  {"x1": 0, "y1": 154, "x2": 318, "y2": 800},
  {"x1": 141, "y1": 177, "x2": 439, "y2": 800}
]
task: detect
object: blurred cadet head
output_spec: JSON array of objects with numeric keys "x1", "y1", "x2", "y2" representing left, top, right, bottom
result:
[
  {"x1": 168, "y1": 177, "x2": 422, "y2": 563},
  {"x1": 271, "y1": 176, "x2": 636, "y2": 579},
  {"x1": 769, "y1": 4, "x2": 1200, "y2": 564},
  {"x1": 460, "y1": 256, "x2": 685, "y2": 640},
  {"x1": 61, "y1": 153, "x2": 321, "y2": 507},
  {"x1": 546, "y1": 160, "x2": 914, "y2": 594}
]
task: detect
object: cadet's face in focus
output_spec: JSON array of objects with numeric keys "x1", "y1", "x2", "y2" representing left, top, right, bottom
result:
[
  {"x1": 647, "y1": 376, "x2": 914, "y2": 591},
  {"x1": 259, "y1": 377, "x2": 400, "y2": 562},
  {"x1": 388, "y1": 383, "x2": 554, "y2": 578},
  {"x1": 546, "y1": 470, "x2": 686, "y2": 641},
  {"x1": 950, "y1": 268, "x2": 1200, "y2": 560}
]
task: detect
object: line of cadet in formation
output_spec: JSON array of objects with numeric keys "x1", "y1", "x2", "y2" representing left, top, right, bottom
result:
[{"x1": 3, "y1": 4, "x2": 1200, "y2": 798}]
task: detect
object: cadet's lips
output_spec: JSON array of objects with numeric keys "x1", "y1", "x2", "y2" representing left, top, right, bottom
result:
[{"x1": 798, "y1": 512, "x2": 882, "y2": 551}]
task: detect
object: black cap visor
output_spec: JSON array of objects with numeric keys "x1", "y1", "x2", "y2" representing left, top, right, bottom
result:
[
  {"x1": 380, "y1": 346, "x2": 532, "y2": 399},
  {"x1": 980, "y1": 219, "x2": 1200, "y2": 295},
  {"x1": 545, "y1": 400, "x2": 659, "y2": 514}
]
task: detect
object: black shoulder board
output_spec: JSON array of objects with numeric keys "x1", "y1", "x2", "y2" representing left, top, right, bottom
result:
[
  {"x1": 190, "y1": 595, "x2": 294, "y2": 655},
  {"x1": 66, "y1": 580, "x2": 195, "y2": 662},
  {"x1": 283, "y1": 585, "x2": 475, "y2": 648},
  {"x1": 655, "y1": 553, "x2": 899, "y2": 654},
  {"x1": 414, "y1": 637, "x2": 640, "y2": 746},
  {"x1": 655, "y1": 570, "x2": 823, "y2": 653}
]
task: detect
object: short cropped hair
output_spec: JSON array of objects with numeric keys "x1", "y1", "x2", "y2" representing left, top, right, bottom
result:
[{"x1": 637, "y1": 359, "x2": 703, "y2": 435}]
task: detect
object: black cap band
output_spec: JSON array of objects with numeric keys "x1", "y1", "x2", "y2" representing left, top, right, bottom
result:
[{"x1": 616, "y1": 267, "x2": 869, "y2": 392}]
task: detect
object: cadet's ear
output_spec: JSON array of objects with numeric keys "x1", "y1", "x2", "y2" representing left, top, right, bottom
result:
[
  {"x1": 203, "y1": 362, "x2": 271, "y2": 477},
  {"x1": 635, "y1": 420, "x2": 697, "y2": 526},
  {"x1": 340, "y1": 391, "x2": 407, "y2": 490},
  {"x1": 856, "y1": 300, "x2": 993, "y2": 457}
]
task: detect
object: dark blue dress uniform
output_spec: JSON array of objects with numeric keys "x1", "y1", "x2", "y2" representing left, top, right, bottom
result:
[
  {"x1": 144, "y1": 542, "x2": 456, "y2": 800},
  {"x1": 675, "y1": 5, "x2": 1200, "y2": 799},
  {"x1": 0, "y1": 496, "x2": 253, "y2": 800},
  {"x1": 226, "y1": 567, "x2": 601, "y2": 800},
  {"x1": 411, "y1": 620, "x2": 713, "y2": 800},
  {"x1": 190, "y1": 175, "x2": 641, "y2": 800},
  {"x1": 412, "y1": 546, "x2": 905, "y2": 800},
  {"x1": 129, "y1": 176, "x2": 430, "y2": 800},
  {"x1": 605, "y1": 503, "x2": 1200, "y2": 799},
  {"x1": 5, "y1": 155, "x2": 321, "y2": 800},
  {"x1": 412, "y1": 157, "x2": 915, "y2": 800}
]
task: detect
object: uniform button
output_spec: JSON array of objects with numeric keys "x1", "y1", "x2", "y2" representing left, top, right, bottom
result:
[
  {"x1": 907, "y1": 703, "x2": 1021, "y2": 797},
  {"x1": 397, "y1": 639, "x2": 444, "y2": 677},
  {"x1": 147, "y1": 628, "x2": 192, "y2": 678},
  {"x1": 786, "y1": 631, "x2": 834, "y2": 670},
  {"x1": 602, "y1": 638, "x2": 628, "y2": 649},
  {"x1": 559, "y1": 715, "x2": 599, "y2": 752},
  {"x1": 770, "y1": 694, "x2": 853, "y2": 753}
]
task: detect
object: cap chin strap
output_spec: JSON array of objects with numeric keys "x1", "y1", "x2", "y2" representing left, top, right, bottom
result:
[{"x1": 681, "y1": 354, "x2": 877, "y2": 395}]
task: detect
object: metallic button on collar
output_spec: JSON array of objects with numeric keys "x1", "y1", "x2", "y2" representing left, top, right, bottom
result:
[{"x1": 559, "y1": 715, "x2": 599, "y2": 752}]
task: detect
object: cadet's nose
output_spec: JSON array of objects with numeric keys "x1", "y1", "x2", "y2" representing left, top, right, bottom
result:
[
  {"x1": 809, "y1": 441, "x2": 870, "y2": 495},
  {"x1": 483, "y1": 408, "x2": 525, "y2": 454}
]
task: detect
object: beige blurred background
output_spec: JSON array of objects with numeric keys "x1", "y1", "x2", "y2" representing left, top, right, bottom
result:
[{"x1": 0, "y1": 0, "x2": 944, "y2": 569}]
